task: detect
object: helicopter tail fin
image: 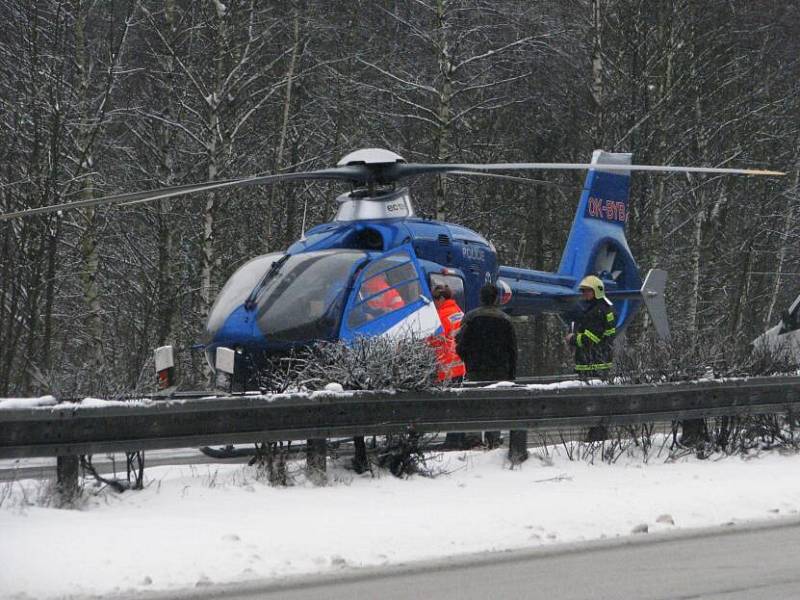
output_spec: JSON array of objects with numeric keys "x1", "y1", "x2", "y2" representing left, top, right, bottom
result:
[
  {"x1": 557, "y1": 150, "x2": 643, "y2": 330},
  {"x1": 640, "y1": 268, "x2": 670, "y2": 341}
]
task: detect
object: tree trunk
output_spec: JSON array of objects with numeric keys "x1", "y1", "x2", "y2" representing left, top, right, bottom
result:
[
  {"x1": 75, "y1": 1, "x2": 104, "y2": 377},
  {"x1": 731, "y1": 238, "x2": 754, "y2": 338},
  {"x1": 434, "y1": 0, "x2": 453, "y2": 221},
  {"x1": 650, "y1": 4, "x2": 676, "y2": 266},
  {"x1": 590, "y1": 0, "x2": 604, "y2": 146},
  {"x1": 685, "y1": 11, "x2": 710, "y2": 346},
  {"x1": 271, "y1": 7, "x2": 302, "y2": 251},
  {"x1": 41, "y1": 219, "x2": 61, "y2": 373},
  {"x1": 686, "y1": 200, "x2": 703, "y2": 342}
]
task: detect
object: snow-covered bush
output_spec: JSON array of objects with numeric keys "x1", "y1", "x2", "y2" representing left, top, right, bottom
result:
[
  {"x1": 746, "y1": 343, "x2": 799, "y2": 377},
  {"x1": 294, "y1": 335, "x2": 440, "y2": 392},
  {"x1": 295, "y1": 336, "x2": 440, "y2": 479},
  {"x1": 375, "y1": 430, "x2": 445, "y2": 478},
  {"x1": 0, "y1": 477, "x2": 89, "y2": 510},
  {"x1": 531, "y1": 413, "x2": 800, "y2": 467},
  {"x1": 614, "y1": 328, "x2": 798, "y2": 384},
  {"x1": 693, "y1": 414, "x2": 800, "y2": 457},
  {"x1": 249, "y1": 442, "x2": 292, "y2": 486}
]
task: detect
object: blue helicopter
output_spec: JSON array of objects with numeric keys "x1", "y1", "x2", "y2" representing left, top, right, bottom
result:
[{"x1": 1, "y1": 148, "x2": 782, "y2": 381}]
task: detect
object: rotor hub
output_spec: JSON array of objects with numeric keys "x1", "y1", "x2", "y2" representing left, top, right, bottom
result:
[{"x1": 337, "y1": 148, "x2": 406, "y2": 167}]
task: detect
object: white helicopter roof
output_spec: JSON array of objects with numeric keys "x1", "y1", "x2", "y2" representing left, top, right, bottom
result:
[{"x1": 334, "y1": 188, "x2": 414, "y2": 222}]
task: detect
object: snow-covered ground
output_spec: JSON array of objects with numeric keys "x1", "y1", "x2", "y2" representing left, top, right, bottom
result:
[{"x1": 2, "y1": 439, "x2": 800, "y2": 599}]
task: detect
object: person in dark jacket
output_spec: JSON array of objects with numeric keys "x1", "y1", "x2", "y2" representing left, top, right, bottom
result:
[
  {"x1": 454, "y1": 283, "x2": 517, "y2": 449},
  {"x1": 566, "y1": 275, "x2": 616, "y2": 441},
  {"x1": 456, "y1": 283, "x2": 517, "y2": 381},
  {"x1": 565, "y1": 275, "x2": 616, "y2": 377}
]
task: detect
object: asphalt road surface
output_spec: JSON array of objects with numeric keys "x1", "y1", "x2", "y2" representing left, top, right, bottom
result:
[
  {"x1": 0, "y1": 448, "x2": 248, "y2": 482},
  {"x1": 133, "y1": 518, "x2": 800, "y2": 600}
]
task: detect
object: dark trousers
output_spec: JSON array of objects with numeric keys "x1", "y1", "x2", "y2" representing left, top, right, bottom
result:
[
  {"x1": 467, "y1": 368, "x2": 513, "y2": 383},
  {"x1": 465, "y1": 367, "x2": 512, "y2": 448}
]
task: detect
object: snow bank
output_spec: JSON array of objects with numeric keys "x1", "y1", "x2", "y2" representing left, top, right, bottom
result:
[
  {"x1": 2, "y1": 442, "x2": 800, "y2": 599},
  {"x1": 49, "y1": 397, "x2": 153, "y2": 410},
  {"x1": 0, "y1": 396, "x2": 57, "y2": 410}
]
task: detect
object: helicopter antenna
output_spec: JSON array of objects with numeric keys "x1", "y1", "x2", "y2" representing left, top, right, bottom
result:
[{"x1": 300, "y1": 194, "x2": 309, "y2": 240}]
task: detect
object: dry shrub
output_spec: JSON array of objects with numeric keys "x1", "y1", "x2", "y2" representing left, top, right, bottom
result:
[{"x1": 294, "y1": 335, "x2": 440, "y2": 391}]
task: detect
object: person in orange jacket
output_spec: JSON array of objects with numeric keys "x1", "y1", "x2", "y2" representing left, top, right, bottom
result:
[
  {"x1": 430, "y1": 284, "x2": 466, "y2": 382},
  {"x1": 362, "y1": 273, "x2": 405, "y2": 314}
]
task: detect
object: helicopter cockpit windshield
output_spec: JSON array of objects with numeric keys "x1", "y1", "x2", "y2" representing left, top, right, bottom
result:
[
  {"x1": 204, "y1": 242, "x2": 443, "y2": 366},
  {"x1": 254, "y1": 250, "x2": 369, "y2": 342},
  {"x1": 204, "y1": 251, "x2": 283, "y2": 340},
  {"x1": 204, "y1": 250, "x2": 369, "y2": 348}
]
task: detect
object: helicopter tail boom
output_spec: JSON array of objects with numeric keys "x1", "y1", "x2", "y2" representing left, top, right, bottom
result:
[
  {"x1": 557, "y1": 150, "x2": 633, "y2": 277},
  {"x1": 554, "y1": 151, "x2": 644, "y2": 329},
  {"x1": 497, "y1": 151, "x2": 672, "y2": 338}
]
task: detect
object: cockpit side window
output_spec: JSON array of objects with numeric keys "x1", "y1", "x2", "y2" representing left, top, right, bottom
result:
[
  {"x1": 347, "y1": 251, "x2": 422, "y2": 328},
  {"x1": 361, "y1": 252, "x2": 410, "y2": 281}
]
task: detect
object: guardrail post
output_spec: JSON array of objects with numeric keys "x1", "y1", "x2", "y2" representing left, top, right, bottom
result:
[
  {"x1": 508, "y1": 430, "x2": 529, "y2": 465},
  {"x1": 306, "y1": 438, "x2": 327, "y2": 484},
  {"x1": 353, "y1": 436, "x2": 369, "y2": 473},
  {"x1": 55, "y1": 392, "x2": 81, "y2": 505},
  {"x1": 56, "y1": 455, "x2": 80, "y2": 503},
  {"x1": 680, "y1": 418, "x2": 708, "y2": 446},
  {"x1": 484, "y1": 430, "x2": 503, "y2": 449}
]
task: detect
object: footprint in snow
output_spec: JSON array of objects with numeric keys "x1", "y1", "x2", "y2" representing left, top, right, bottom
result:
[
  {"x1": 330, "y1": 555, "x2": 347, "y2": 567},
  {"x1": 656, "y1": 514, "x2": 675, "y2": 525}
]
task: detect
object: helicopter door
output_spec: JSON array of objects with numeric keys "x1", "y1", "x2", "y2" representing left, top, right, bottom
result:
[
  {"x1": 428, "y1": 272, "x2": 466, "y2": 309},
  {"x1": 340, "y1": 245, "x2": 441, "y2": 343}
]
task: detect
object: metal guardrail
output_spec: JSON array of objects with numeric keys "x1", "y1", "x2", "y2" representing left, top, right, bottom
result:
[{"x1": 1, "y1": 376, "x2": 798, "y2": 459}]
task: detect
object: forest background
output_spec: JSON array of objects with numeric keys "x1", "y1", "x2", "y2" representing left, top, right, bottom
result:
[{"x1": 0, "y1": 0, "x2": 797, "y2": 396}]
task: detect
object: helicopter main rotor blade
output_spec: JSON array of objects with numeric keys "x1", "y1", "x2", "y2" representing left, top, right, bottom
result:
[
  {"x1": 0, "y1": 166, "x2": 369, "y2": 221},
  {"x1": 0, "y1": 151, "x2": 783, "y2": 222},
  {"x1": 446, "y1": 170, "x2": 581, "y2": 189},
  {"x1": 396, "y1": 162, "x2": 785, "y2": 179}
]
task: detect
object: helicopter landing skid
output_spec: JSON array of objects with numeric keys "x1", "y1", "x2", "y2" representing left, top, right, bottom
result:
[{"x1": 198, "y1": 445, "x2": 254, "y2": 459}]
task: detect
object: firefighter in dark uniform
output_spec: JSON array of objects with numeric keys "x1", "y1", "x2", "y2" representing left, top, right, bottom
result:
[
  {"x1": 566, "y1": 275, "x2": 616, "y2": 377},
  {"x1": 566, "y1": 275, "x2": 616, "y2": 441}
]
